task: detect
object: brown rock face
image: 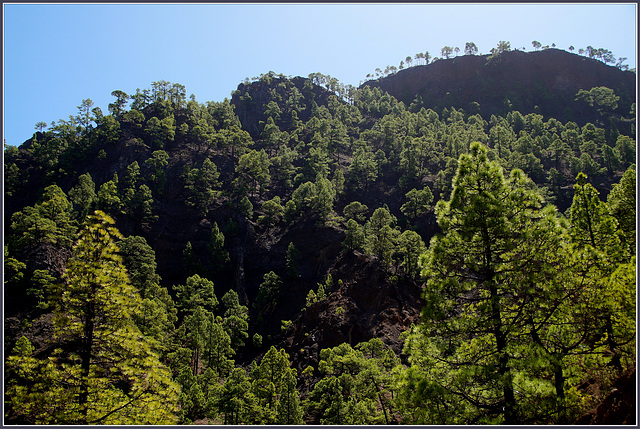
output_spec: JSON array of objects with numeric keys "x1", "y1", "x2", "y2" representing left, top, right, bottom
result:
[
  {"x1": 279, "y1": 250, "x2": 423, "y2": 372},
  {"x1": 575, "y1": 369, "x2": 636, "y2": 425}
]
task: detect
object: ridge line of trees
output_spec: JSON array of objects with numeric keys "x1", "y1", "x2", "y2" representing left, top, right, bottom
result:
[{"x1": 366, "y1": 41, "x2": 633, "y2": 81}]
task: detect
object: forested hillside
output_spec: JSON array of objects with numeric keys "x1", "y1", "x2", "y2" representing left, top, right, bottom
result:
[
  {"x1": 366, "y1": 48, "x2": 635, "y2": 131},
  {"x1": 4, "y1": 46, "x2": 636, "y2": 424}
]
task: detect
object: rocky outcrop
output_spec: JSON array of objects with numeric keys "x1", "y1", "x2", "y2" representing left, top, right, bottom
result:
[
  {"x1": 576, "y1": 369, "x2": 636, "y2": 425},
  {"x1": 279, "y1": 250, "x2": 423, "y2": 372}
]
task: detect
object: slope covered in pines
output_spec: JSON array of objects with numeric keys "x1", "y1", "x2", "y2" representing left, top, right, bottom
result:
[{"x1": 4, "y1": 46, "x2": 636, "y2": 425}]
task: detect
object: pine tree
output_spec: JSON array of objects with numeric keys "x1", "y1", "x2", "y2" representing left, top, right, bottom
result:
[
  {"x1": 400, "y1": 186, "x2": 434, "y2": 220},
  {"x1": 606, "y1": 165, "x2": 636, "y2": 254},
  {"x1": 568, "y1": 173, "x2": 634, "y2": 371},
  {"x1": 69, "y1": 173, "x2": 96, "y2": 219},
  {"x1": 250, "y1": 346, "x2": 303, "y2": 424},
  {"x1": 285, "y1": 242, "x2": 301, "y2": 277},
  {"x1": 184, "y1": 158, "x2": 221, "y2": 216},
  {"x1": 222, "y1": 290, "x2": 249, "y2": 350},
  {"x1": 407, "y1": 143, "x2": 569, "y2": 424},
  {"x1": 365, "y1": 207, "x2": 398, "y2": 266},
  {"x1": 216, "y1": 368, "x2": 257, "y2": 424},
  {"x1": 96, "y1": 174, "x2": 122, "y2": 214},
  {"x1": 6, "y1": 211, "x2": 180, "y2": 424},
  {"x1": 174, "y1": 274, "x2": 218, "y2": 315},
  {"x1": 208, "y1": 221, "x2": 229, "y2": 274},
  {"x1": 205, "y1": 315, "x2": 235, "y2": 377},
  {"x1": 11, "y1": 184, "x2": 77, "y2": 248},
  {"x1": 396, "y1": 230, "x2": 426, "y2": 278}
]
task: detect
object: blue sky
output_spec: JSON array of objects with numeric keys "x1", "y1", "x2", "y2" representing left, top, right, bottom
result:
[{"x1": 3, "y1": 3, "x2": 637, "y2": 147}]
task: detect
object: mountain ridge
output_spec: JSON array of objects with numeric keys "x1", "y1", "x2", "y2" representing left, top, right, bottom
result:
[{"x1": 363, "y1": 48, "x2": 635, "y2": 129}]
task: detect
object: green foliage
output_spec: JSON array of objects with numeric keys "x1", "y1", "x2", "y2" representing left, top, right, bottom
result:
[
  {"x1": 130, "y1": 183, "x2": 158, "y2": 224},
  {"x1": 258, "y1": 196, "x2": 284, "y2": 226},
  {"x1": 145, "y1": 115, "x2": 176, "y2": 149},
  {"x1": 108, "y1": 89, "x2": 129, "y2": 118},
  {"x1": 208, "y1": 222, "x2": 230, "y2": 274},
  {"x1": 575, "y1": 86, "x2": 620, "y2": 116},
  {"x1": 615, "y1": 135, "x2": 635, "y2": 166},
  {"x1": 4, "y1": 245, "x2": 27, "y2": 294},
  {"x1": 183, "y1": 158, "x2": 221, "y2": 216},
  {"x1": 176, "y1": 366, "x2": 208, "y2": 423},
  {"x1": 254, "y1": 271, "x2": 283, "y2": 311},
  {"x1": 305, "y1": 340, "x2": 399, "y2": 424},
  {"x1": 118, "y1": 235, "x2": 177, "y2": 347},
  {"x1": 68, "y1": 173, "x2": 96, "y2": 219},
  {"x1": 184, "y1": 306, "x2": 210, "y2": 375},
  {"x1": 569, "y1": 172, "x2": 621, "y2": 251},
  {"x1": 221, "y1": 290, "x2": 250, "y2": 350},
  {"x1": 96, "y1": 174, "x2": 122, "y2": 214},
  {"x1": 401, "y1": 142, "x2": 636, "y2": 424},
  {"x1": 124, "y1": 160, "x2": 142, "y2": 188},
  {"x1": 249, "y1": 346, "x2": 303, "y2": 424},
  {"x1": 464, "y1": 41, "x2": 478, "y2": 55},
  {"x1": 290, "y1": 174, "x2": 336, "y2": 221},
  {"x1": 119, "y1": 162, "x2": 158, "y2": 224},
  {"x1": 281, "y1": 320, "x2": 293, "y2": 331},
  {"x1": 285, "y1": 242, "x2": 300, "y2": 277},
  {"x1": 4, "y1": 160, "x2": 28, "y2": 197},
  {"x1": 607, "y1": 165, "x2": 636, "y2": 252},
  {"x1": 332, "y1": 167, "x2": 345, "y2": 195},
  {"x1": 410, "y1": 143, "x2": 574, "y2": 424},
  {"x1": 252, "y1": 333, "x2": 263, "y2": 348},
  {"x1": 6, "y1": 211, "x2": 180, "y2": 424},
  {"x1": 238, "y1": 195, "x2": 254, "y2": 219},
  {"x1": 305, "y1": 289, "x2": 318, "y2": 308},
  {"x1": 4, "y1": 74, "x2": 636, "y2": 426},
  {"x1": 28, "y1": 269, "x2": 56, "y2": 310},
  {"x1": 174, "y1": 274, "x2": 218, "y2": 315},
  {"x1": 567, "y1": 172, "x2": 634, "y2": 372},
  {"x1": 348, "y1": 143, "x2": 378, "y2": 190},
  {"x1": 272, "y1": 143, "x2": 298, "y2": 188},
  {"x1": 365, "y1": 207, "x2": 399, "y2": 266},
  {"x1": 145, "y1": 150, "x2": 169, "y2": 193},
  {"x1": 396, "y1": 230, "x2": 426, "y2": 278},
  {"x1": 305, "y1": 274, "x2": 336, "y2": 309},
  {"x1": 118, "y1": 235, "x2": 161, "y2": 298},
  {"x1": 205, "y1": 315, "x2": 235, "y2": 377},
  {"x1": 235, "y1": 149, "x2": 271, "y2": 197},
  {"x1": 291, "y1": 181, "x2": 316, "y2": 215},
  {"x1": 343, "y1": 218, "x2": 365, "y2": 252},
  {"x1": 215, "y1": 368, "x2": 256, "y2": 424},
  {"x1": 11, "y1": 184, "x2": 77, "y2": 248},
  {"x1": 314, "y1": 174, "x2": 337, "y2": 219},
  {"x1": 343, "y1": 201, "x2": 369, "y2": 222},
  {"x1": 400, "y1": 186, "x2": 434, "y2": 220}
]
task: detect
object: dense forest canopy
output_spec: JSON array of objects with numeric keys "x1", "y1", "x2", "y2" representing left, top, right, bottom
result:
[{"x1": 4, "y1": 45, "x2": 636, "y2": 424}]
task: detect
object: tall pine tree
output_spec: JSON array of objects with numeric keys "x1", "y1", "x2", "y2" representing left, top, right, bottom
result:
[{"x1": 6, "y1": 211, "x2": 180, "y2": 424}]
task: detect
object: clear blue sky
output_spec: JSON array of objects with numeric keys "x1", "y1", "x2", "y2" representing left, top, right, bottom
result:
[{"x1": 3, "y1": 3, "x2": 637, "y2": 147}]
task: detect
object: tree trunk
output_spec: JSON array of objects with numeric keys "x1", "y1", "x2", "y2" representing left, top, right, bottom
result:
[
  {"x1": 484, "y1": 228, "x2": 516, "y2": 424},
  {"x1": 605, "y1": 316, "x2": 622, "y2": 371},
  {"x1": 553, "y1": 357, "x2": 568, "y2": 424},
  {"x1": 490, "y1": 280, "x2": 516, "y2": 424},
  {"x1": 79, "y1": 284, "x2": 97, "y2": 424}
]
